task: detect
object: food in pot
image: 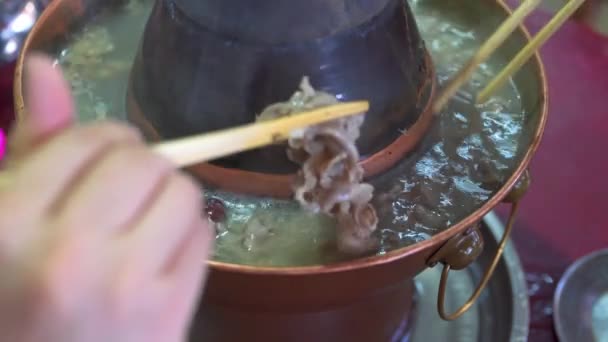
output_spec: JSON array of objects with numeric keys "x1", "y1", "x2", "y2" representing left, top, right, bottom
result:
[{"x1": 258, "y1": 77, "x2": 378, "y2": 254}]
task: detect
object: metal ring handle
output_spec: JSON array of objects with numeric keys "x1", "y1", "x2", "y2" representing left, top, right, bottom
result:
[{"x1": 436, "y1": 201, "x2": 520, "y2": 321}]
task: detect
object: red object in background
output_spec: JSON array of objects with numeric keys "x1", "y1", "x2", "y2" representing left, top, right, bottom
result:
[
  {"x1": 0, "y1": 62, "x2": 15, "y2": 133},
  {"x1": 0, "y1": 8, "x2": 607, "y2": 342},
  {"x1": 0, "y1": 128, "x2": 5, "y2": 160}
]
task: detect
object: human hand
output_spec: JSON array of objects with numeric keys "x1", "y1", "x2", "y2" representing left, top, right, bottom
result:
[{"x1": 0, "y1": 55, "x2": 213, "y2": 342}]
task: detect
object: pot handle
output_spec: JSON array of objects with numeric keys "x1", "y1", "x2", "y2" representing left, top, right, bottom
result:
[{"x1": 427, "y1": 170, "x2": 530, "y2": 321}]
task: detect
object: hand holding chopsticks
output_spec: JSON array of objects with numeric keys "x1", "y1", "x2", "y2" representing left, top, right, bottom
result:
[{"x1": 153, "y1": 101, "x2": 369, "y2": 167}]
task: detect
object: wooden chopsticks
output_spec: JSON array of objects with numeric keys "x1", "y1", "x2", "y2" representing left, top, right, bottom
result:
[
  {"x1": 153, "y1": 101, "x2": 369, "y2": 167},
  {"x1": 435, "y1": 0, "x2": 587, "y2": 110},
  {"x1": 476, "y1": 0, "x2": 588, "y2": 103},
  {"x1": 432, "y1": 0, "x2": 543, "y2": 113}
]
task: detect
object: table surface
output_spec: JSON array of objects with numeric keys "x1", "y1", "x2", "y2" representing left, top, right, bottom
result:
[{"x1": 1, "y1": 8, "x2": 607, "y2": 342}]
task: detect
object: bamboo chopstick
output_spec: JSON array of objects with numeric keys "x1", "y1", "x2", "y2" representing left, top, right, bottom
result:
[
  {"x1": 476, "y1": 0, "x2": 588, "y2": 103},
  {"x1": 432, "y1": 0, "x2": 542, "y2": 113},
  {"x1": 153, "y1": 101, "x2": 369, "y2": 167}
]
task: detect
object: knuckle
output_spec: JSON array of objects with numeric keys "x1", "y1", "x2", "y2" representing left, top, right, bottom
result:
[
  {"x1": 0, "y1": 188, "x2": 18, "y2": 216},
  {"x1": 107, "y1": 278, "x2": 136, "y2": 319},
  {"x1": 92, "y1": 120, "x2": 143, "y2": 140},
  {"x1": 0, "y1": 189, "x2": 38, "y2": 233},
  {"x1": 30, "y1": 254, "x2": 78, "y2": 315},
  {"x1": 172, "y1": 173, "x2": 204, "y2": 213},
  {"x1": 111, "y1": 145, "x2": 173, "y2": 175},
  {"x1": 32, "y1": 273, "x2": 64, "y2": 311},
  {"x1": 71, "y1": 121, "x2": 142, "y2": 148}
]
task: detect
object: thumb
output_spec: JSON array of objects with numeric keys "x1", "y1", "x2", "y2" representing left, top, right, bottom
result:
[{"x1": 9, "y1": 54, "x2": 74, "y2": 159}]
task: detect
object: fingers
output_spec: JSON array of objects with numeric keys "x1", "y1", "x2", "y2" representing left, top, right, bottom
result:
[
  {"x1": 9, "y1": 54, "x2": 74, "y2": 160},
  {"x1": 138, "y1": 220, "x2": 213, "y2": 341},
  {"x1": 52, "y1": 143, "x2": 174, "y2": 237},
  {"x1": 0, "y1": 53, "x2": 214, "y2": 342},
  {"x1": 2, "y1": 122, "x2": 141, "y2": 223},
  {"x1": 121, "y1": 173, "x2": 208, "y2": 279},
  {"x1": 154, "y1": 220, "x2": 211, "y2": 342},
  {"x1": 108, "y1": 173, "x2": 210, "y2": 342},
  {"x1": 165, "y1": 219, "x2": 211, "y2": 299}
]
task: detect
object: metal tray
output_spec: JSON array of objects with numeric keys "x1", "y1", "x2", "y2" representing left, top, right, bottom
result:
[
  {"x1": 408, "y1": 212, "x2": 529, "y2": 342},
  {"x1": 554, "y1": 248, "x2": 608, "y2": 342}
]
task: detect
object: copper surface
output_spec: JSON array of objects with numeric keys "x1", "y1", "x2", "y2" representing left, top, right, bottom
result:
[
  {"x1": 13, "y1": 0, "x2": 548, "y2": 339},
  {"x1": 192, "y1": 280, "x2": 415, "y2": 341}
]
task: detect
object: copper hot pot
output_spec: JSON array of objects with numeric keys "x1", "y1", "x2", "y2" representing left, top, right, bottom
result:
[
  {"x1": 126, "y1": 0, "x2": 437, "y2": 198},
  {"x1": 13, "y1": 0, "x2": 548, "y2": 340}
]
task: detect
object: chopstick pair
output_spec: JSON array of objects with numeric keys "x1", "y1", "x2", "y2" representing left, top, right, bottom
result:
[
  {"x1": 476, "y1": 0, "x2": 588, "y2": 103},
  {"x1": 433, "y1": 0, "x2": 587, "y2": 112}
]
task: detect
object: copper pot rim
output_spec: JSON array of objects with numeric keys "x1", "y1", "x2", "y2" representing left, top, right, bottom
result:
[{"x1": 13, "y1": 0, "x2": 548, "y2": 276}]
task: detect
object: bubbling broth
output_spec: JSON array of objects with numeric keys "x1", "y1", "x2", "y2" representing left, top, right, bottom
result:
[{"x1": 54, "y1": 0, "x2": 528, "y2": 266}]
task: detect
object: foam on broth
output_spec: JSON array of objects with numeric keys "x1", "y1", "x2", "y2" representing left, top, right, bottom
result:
[{"x1": 54, "y1": 0, "x2": 530, "y2": 266}]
